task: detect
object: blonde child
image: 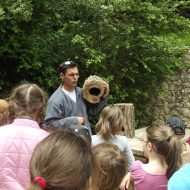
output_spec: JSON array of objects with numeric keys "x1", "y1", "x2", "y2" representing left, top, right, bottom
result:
[
  {"x1": 92, "y1": 105, "x2": 135, "y2": 171},
  {"x1": 130, "y1": 125, "x2": 182, "y2": 190},
  {"x1": 92, "y1": 143, "x2": 128, "y2": 190},
  {"x1": 27, "y1": 130, "x2": 93, "y2": 190},
  {"x1": 0, "y1": 83, "x2": 49, "y2": 190},
  {"x1": 0, "y1": 99, "x2": 9, "y2": 126}
]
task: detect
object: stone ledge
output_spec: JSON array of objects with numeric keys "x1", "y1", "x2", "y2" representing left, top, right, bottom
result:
[
  {"x1": 128, "y1": 127, "x2": 146, "y2": 157},
  {"x1": 129, "y1": 127, "x2": 190, "y2": 158}
]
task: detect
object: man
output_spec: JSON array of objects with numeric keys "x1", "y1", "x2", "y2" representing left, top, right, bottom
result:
[{"x1": 45, "y1": 61, "x2": 109, "y2": 134}]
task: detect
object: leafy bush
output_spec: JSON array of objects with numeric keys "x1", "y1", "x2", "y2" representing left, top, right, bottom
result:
[{"x1": 0, "y1": 0, "x2": 190, "y2": 127}]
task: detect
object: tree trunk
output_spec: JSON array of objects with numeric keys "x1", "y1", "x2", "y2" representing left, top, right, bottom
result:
[{"x1": 114, "y1": 103, "x2": 135, "y2": 138}]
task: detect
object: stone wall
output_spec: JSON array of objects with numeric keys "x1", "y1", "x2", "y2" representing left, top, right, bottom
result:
[{"x1": 146, "y1": 50, "x2": 190, "y2": 128}]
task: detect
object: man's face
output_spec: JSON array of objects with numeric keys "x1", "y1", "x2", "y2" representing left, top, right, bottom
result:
[{"x1": 60, "y1": 67, "x2": 79, "y2": 90}]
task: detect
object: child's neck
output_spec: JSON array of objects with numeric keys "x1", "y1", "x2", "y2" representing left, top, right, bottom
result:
[{"x1": 143, "y1": 153, "x2": 167, "y2": 174}]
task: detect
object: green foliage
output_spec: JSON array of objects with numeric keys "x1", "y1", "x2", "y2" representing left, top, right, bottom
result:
[{"x1": 0, "y1": 0, "x2": 190, "y2": 127}]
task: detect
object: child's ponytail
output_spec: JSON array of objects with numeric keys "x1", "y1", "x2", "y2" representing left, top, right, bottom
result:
[
  {"x1": 146, "y1": 125, "x2": 183, "y2": 179},
  {"x1": 165, "y1": 136, "x2": 182, "y2": 178}
]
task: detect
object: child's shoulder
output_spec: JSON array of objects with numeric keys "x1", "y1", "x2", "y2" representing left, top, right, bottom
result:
[
  {"x1": 131, "y1": 160, "x2": 145, "y2": 177},
  {"x1": 181, "y1": 142, "x2": 190, "y2": 164},
  {"x1": 116, "y1": 135, "x2": 129, "y2": 141},
  {"x1": 132, "y1": 160, "x2": 143, "y2": 169},
  {"x1": 186, "y1": 137, "x2": 190, "y2": 145}
]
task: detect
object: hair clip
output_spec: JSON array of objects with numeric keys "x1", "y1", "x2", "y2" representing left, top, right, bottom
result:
[{"x1": 33, "y1": 177, "x2": 46, "y2": 190}]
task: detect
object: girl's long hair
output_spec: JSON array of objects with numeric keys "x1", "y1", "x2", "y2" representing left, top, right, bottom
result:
[
  {"x1": 95, "y1": 105, "x2": 124, "y2": 139},
  {"x1": 27, "y1": 130, "x2": 93, "y2": 190},
  {"x1": 8, "y1": 83, "x2": 46, "y2": 123},
  {"x1": 92, "y1": 143, "x2": 128, "y2": 190},
  {"x1": 146, "y1": 125, "x2": 183, "y2": 179}
]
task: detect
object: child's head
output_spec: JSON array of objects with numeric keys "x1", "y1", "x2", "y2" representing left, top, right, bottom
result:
[
  {"x1": 44, "y1": 124, "x2": 92, "y2": 145},
  {"x1": 92, "y1": 143, "x2": 128, "y2": 190},
  {"x1": 27, "y1": 130, "x2": 93, "y2": 190},
  {"x1": 144, "y1": 125, "x2": 182, "y2": 179},
  {"x1": 69, "y1": 124, "x2": 92, "y2": 145},
  {"x1": 95, "y1": 105, "x2": 124, "y2": 139},
  {"x1": 8, "y1": 83, "x2": 46, "y2": 123},
  {"x1": 0, "y1": 99, "x2": 9, "y2": 126},
  {"x1": 0, "y1": 99, "x2": 9, "y2": 114},
  {"x1": 166, "y1": 116, "x2": 186, "y2": 140}
]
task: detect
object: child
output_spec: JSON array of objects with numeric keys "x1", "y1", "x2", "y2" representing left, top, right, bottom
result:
[
  {"x1": 166, "y1": 116, "x2": 186, "y2": 136},
  {"x1": 45, "y1": 123, "x2": 92, "y2": 145},
  {"x1": 0, "y1": 83, "x2": 49, "y2": 190},
  {"x1": 168, "y1": 163, "x2": 190, "y2": 190},
  {"x1": 0, "y1": 99, "x2": 9, "y2": 126},
  {"x1": 27, "y1": 130, "x2": 93, "y2": 190},
  {"x1": 92, "y1": 105, "x2": 135, "y2": 171},
  {"x1": 130, "y1": 125, "x2": 182, "y2": 190},
  {"x1": 69, "y1": 124, "x2": 92, "y2": 145},
  {"x1": 167, "y1": 116, "x2": 190, "y2": 164},
  {"x1": 92, "y1": 143, "x2": 128, "y2": 190}
]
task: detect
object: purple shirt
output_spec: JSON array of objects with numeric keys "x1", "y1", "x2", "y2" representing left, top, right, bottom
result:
[{"x1": 131, "y1": 160, "x2": 167, "y2": 190}]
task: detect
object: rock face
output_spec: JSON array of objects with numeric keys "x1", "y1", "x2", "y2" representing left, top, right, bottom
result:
[{"x1": 146, "y1": 50, "x2": 190, "y2": 128}]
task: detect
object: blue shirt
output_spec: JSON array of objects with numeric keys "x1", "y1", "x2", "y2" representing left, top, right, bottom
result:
[{"x1": 168, "y1": 163, "x2": 190, "y2": 190}]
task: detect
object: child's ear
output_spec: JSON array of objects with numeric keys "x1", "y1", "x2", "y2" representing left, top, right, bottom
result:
[
  {"x1": 147, "y1": 142, "x2": 153, "y2": 152},
  {"x1": 87, "y1": 176, "x2": 92, "y2": 190}
]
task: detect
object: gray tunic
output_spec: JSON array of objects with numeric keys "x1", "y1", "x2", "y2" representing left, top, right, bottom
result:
[
  {"x1": 92, "y1": 135, "x2": 135, "y2": 171},
  {"x1": 45, "y1": 85, "x2": 107, "y2": 133}
]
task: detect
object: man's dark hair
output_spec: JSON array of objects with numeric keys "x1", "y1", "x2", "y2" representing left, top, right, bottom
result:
[{"x1": 59, "y1": 61, "x2": 78, "y2": 74}]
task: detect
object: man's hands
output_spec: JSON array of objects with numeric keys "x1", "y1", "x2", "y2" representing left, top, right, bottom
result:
[
  {"x1": 77, "y1": 117, "x2": 85, "y2": 125},
  {"x1": 103, "y1": 82, "x2": 110, "y2": 97}
]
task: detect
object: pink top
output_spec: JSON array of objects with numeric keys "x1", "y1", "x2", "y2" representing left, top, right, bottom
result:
[
  {"x1": 187, "y1": 137, "x2": 190, "y2": 145},
  {"x1": 0, "y1": 118, "x2": 49, "y2": 190},
  {"x1": 131, "y1": 160, "x2": 167, "y2": 190}
]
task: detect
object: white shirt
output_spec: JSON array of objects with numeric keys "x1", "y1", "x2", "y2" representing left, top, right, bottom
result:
[{"x1": 62, "y1": 88, "x2": 76, "y2": 102}]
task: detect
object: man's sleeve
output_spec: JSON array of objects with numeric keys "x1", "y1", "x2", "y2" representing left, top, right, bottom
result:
[
  {"x1": 45, "y1": 100, "x2": 78, "y2": 127},
  {"x1": 86, "y1": 96, "x2": 108, "y2": 115}
]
